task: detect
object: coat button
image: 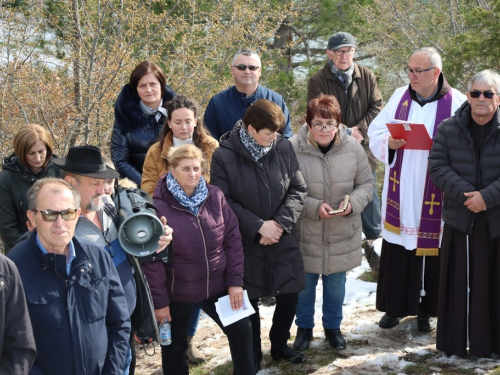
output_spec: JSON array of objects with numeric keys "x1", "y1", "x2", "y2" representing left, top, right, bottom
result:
[
  {"x1": 80, "y1": 269, "x2": 85, "y2": 273},
  {"x1": 72, "y1": 276, "x2": 76, "y2": 280}
]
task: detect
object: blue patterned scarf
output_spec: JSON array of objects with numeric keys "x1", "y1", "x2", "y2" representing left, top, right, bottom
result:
[
  {"x1": 166, "y1": 172, "x2": 208, "y2": 214},
  {"x1": 239, "y1": 124, "x2": 273, "y2": 161}
]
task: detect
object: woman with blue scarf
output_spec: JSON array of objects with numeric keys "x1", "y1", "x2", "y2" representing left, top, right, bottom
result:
[
  {"x1": 210, "y1": 99, "x2": 308, "y2": 372},
  {"x1": 141, "y1": 144, "x2": 254, "y2": 375}
]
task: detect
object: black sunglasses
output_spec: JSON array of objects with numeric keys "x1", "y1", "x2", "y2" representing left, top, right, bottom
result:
[
  {"x1": 32, "y1": 209, "x2": 78, "y2": 222},
  {"x1": 233, "y1": 64, "x2": 260, "y2": 71},
  {"x1": 469, "y1": 90, "x2": 499, "y2": 99}
]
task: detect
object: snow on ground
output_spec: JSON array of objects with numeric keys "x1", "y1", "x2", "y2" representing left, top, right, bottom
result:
[{"x1": 135, "y1": 238, "x2": 500, "y2": 374}]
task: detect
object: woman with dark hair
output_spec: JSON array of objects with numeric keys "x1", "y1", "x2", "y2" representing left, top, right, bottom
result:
[
  {"x1": 111, "y1": 61, "x2": 176, "y2": 186},
  {"x1": 290, "y1": 95, "x2": 374, "y2": 352},
  {"x1": 210, "y1": 99, "x2": 308, "y2": 372},
  {"x1": 142, "y1": 144, "x2": 254, "y2": 375},
  {"x1": 141, "y1": 95, "x2": 218, "y2": 195},
  {"x1": 0, "y1": 124, "x2": 59, "y2": 253}
]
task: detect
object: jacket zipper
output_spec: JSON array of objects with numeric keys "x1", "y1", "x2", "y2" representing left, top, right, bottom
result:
[
  {"x1": 171, "y1": 269, "x2": 175, "y2": 295},
  {"x1": 170, "y1": 200, "x2": 210, "y2": 299}
]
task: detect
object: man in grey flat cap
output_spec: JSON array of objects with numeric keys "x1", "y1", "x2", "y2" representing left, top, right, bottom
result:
[{"x1": 308, "y1": 31, "x2": 384, "y2": 270}]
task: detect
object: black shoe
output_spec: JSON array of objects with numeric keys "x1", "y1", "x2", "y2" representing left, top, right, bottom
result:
[
  {"x1": 258, "y1": 296, "x2": 276, "y2": 307},
  {"x1": 253, "y1": 351, "x2": 262, "y2": 373},
  {"x1": 379, "y1": 313, "x2": 400, "y2": 328},
  {"x1": 293, "y1": 328, "x2": 312, "y2": 351},
  {"x1": 417, "y1": 311, "x2": 435, "y2": 332},
  {"x1": 324, "y1": 329, "x2": 346, "y2": 350},
  {"x1": 363, "y1": 238, "x2": 380, "y2": 271},
  {"x1": 271, "y1": 346, "x2": 306, "y2": 364}
]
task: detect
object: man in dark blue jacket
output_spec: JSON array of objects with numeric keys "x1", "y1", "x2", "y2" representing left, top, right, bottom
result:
[
  {"x1": 55, "y1": 145, "x2": 173, "y2": 375},
  {"x1": 204, "y1": 49, "x2": 293, "y2": 140},
  {"x1": 8, "y1": 177, "x2": 130, "y2": 375}
]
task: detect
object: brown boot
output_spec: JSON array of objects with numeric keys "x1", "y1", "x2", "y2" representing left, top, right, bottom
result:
[
  {"x1": 186, "y1": 335, "x2": 206, "y2": 363},
  {"x1": 363, "y1": 238, "x2": 380, "y2": 271}
]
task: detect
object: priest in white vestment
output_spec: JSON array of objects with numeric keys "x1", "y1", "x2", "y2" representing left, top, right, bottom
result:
[{"x1": 368, "y1": 47, "x2": 466, "y2": 331}]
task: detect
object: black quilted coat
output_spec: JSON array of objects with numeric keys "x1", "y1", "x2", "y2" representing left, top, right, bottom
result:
[
  {"x1": 429, "y1": 102, "x2": 500, "y2": 237},
  {"x1": 210, "y1": 121, "x2": 307, "y2": 299}
]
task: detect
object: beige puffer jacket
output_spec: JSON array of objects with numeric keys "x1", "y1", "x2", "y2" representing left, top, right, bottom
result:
[{"x1": 290, "y1": 123, "x2": 374, "y2": 275}]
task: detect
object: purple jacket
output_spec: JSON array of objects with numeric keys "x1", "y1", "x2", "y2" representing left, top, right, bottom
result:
[{"x1": 141, "y1": 175, "x2": 244, "y2": 308}]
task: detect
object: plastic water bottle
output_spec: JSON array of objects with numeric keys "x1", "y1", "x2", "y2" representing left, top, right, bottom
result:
[{"x1": 159, "y1": 319, "x2": 172, "y2": 346}]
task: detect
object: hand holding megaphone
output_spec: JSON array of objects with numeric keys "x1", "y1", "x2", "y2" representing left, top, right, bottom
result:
[
  {"x1": 114, "y1": 187, "x2": 173, "y2": 258},
  {"x1": 156, "y1": 216, "x2": 173, "y2": 253}
]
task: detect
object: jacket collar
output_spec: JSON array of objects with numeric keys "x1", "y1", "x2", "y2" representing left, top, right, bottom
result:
[
  {"x1": 296, "y1": 123, "x2": 349, "y2": 156},
  {"x1": 455, "y1": 102, "x2": 500, "y2": 136},
  {"x1": 219, "y1": 120, "x2": 283, "y2": 162},
  {"x1": 27, "y1": 229, "x2": 91, "y2": 280},
  {"x1": 323, "y1": 62, "x2": 361, "y2": 81}
]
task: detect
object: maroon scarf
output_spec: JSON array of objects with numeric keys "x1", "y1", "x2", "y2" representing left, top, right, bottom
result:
[{"x1": 384, "y1": 89, "x2": 452, "y2": 255}]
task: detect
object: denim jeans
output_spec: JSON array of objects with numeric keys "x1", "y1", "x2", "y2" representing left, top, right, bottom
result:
[
  {"x1": 123, "y1": 345, "x2": 132, "y2": 375},
  {"x1": 187, "y1": 305, "x2": 201, "y2": 337},
  {"x1": 295, "y1": 272, "x2": 346, "y2": 329},
  {"x1": 361, "y1": 170, "x2": 382, "y2": 240}
]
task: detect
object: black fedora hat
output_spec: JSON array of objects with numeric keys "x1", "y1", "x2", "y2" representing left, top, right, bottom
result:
[{"x1": 53, "y1": 145, "x2": 120, "y2": 179}]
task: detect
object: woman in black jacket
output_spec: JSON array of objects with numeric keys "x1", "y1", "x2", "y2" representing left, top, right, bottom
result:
[
  {"x1": 210, "y1": 99, "x2": 308, "y2": 372},
  {"x1": 111, "y1": 61, "x2": 176, "y2": 186},
  {"x1": 0, "y1": 124, "x2": 59, "y2": 253}
]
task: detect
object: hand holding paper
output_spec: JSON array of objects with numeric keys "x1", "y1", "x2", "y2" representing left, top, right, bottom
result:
[{"x1": 215, "y1": 290, "x2": 255, "y2": 327}]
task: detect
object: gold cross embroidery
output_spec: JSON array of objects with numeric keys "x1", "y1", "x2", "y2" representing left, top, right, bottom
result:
[
  {"x1": 399, "y1": 100, "x2": 408, "y2": 119},
  {"x1": 425, "y1": 193, "x2": 440, "y2": 215},
  {"x1": 390, "y1": 171, "x2": 399, "y2": 192}
]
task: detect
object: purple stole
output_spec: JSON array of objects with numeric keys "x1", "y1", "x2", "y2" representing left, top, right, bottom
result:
[{"x1": 384, "y1": 89, "x2": 452, "y2": 256}]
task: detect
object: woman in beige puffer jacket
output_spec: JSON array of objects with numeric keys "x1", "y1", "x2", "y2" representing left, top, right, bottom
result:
[{"x1": 289, "y1": 94, "x2": 374, "y2": 352}]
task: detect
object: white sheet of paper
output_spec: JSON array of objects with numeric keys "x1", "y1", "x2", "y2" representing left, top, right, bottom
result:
[{"x1": 215, "y1": 290, "x2": 255, "y2": 327}]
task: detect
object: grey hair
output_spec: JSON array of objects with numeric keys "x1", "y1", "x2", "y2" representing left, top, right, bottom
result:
[
  {"x1": 232, "y1": 49, "x2": 261, "y2": 65},
  {"x1": 412, "y1": 47, "x2": 442, "y2": 71},
  {"x1": 468, "y1": 69, "x2": 500, "y2": 93},
  {"x1": 27, "y1": 178, "x2": 81, "y2": 211}
]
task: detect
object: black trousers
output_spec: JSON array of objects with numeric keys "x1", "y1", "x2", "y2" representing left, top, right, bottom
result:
[
  {"x1": 250, "y1": 292, "x2": 299, "y2": 355},
  {"x1": 161, "y1": 295, "x2": 254, "y2": 375}
]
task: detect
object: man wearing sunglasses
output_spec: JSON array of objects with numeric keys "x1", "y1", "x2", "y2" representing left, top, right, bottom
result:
[
  {"x1": 8, "y1": 178, "x2": 131, "y2": 374},
  {"x1": 307, "y1": 31, "x2": 384, "y2": 272},
  {"x1": 368, "y1": 47, "x2": 467, "y2": 332},
  {"x1": 55, "y1": 145, "x2": 173, "y2": 375},
  {"x1": 429, "y1": 70, "x2": 500, "y2": 357},
  {"x1": 204, "y1": 49, "x2": 293, "y2": 141}
]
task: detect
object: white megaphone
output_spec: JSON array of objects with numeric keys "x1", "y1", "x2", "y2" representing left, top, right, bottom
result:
[{"x1": 114, "y1": 187, "x2": 164, "y2": 257}]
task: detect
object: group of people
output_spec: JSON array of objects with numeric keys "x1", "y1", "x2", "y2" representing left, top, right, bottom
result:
[{"x1": 1, "y1": 28, "x2": 500, "y2": 375}]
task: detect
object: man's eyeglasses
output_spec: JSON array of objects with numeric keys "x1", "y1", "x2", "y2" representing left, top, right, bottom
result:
[
  {"x1": 469, "y1": 90, "x2": 499, "y2": 99},
  {"x1": 312, "y1": 123, "x2": 338, "y2": 131},
  {"x1": 404, "y1": 66, "x2": 436, "y2": 77},
  {"x1": 32, "y1": 209, "x2": 78, "y2": 222},
  {"x1": 233, "y1": 64, "x2": 260, "y2": 71},
  {"x1": 332, "y1": 49, "x2": 354, "y2": 57}
]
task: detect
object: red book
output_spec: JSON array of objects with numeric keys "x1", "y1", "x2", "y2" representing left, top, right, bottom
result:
[{"x1": 386, "y1": 122, "x2": 432, "y2": 150}]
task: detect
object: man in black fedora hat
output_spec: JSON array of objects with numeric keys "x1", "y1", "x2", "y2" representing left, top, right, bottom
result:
[{"x1": 55, "y1": 145, "x2": 173, "y2": 375}]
